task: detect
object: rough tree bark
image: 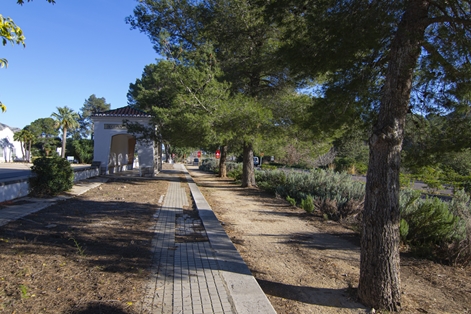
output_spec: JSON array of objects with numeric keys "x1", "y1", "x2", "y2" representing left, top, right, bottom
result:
[
  {"x1": 241, "y1": 141, "x2": 256, "y2": 187},
  {"x1": 218, "y1": 145, "x2": 228, "y2": 178},
  {"x1": 358, "y1": 1, "x2": 429, "y2": 311}
]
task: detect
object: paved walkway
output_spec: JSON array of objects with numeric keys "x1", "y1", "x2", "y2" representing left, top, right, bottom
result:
[
  {"x1": 142, "y1": 177, "x2": 234, "y2": 313},
  {"x1": 0, "y1": 163, "x2": 276, "y2": 314}
]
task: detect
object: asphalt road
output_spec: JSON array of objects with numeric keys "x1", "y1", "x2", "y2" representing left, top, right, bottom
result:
[
  {"x1": 0, "y1": 163, "x2": 33, "y2": 181},
  {"x1": 0, "y1": 163, "x2": 90, "y2": 182}
]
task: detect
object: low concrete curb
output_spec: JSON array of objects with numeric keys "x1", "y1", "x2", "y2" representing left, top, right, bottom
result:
[
  {"x1": 183, "y1": 165, "x2": 277, "y2": 314},
  {"x1": 0, "y1": 177, "x2": 107, "y2": 227}
]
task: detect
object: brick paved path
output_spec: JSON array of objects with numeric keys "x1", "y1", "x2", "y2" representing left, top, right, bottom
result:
[{"x1": 141, "y1": 178, "x2": 235, "y2": 313}]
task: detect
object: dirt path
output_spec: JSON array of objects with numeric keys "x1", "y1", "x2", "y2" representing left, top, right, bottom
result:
[{"x1": 187, "y1": 167, "x2": 471, "y2": 314}]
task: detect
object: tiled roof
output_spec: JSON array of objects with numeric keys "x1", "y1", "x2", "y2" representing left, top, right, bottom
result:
[{"x1": 92, "y1": 106, "x2": 151, "y2": 118}]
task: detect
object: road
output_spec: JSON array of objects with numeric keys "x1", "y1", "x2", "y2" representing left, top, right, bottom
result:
[
  {"x1": 0, "y1": 162, "x2": 90, "y2": 182},
  {"x1": 0, "y1": 163, "x2": 33, "y2": 181}
]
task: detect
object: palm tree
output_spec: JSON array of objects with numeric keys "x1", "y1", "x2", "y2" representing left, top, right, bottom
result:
[
  {"x1": 13, "y1": 130, "x2": 26, "y2": 161},
  {"x1": 13, "y1": 129, "x2": 35, "y2": 162},
  {"x1": 51, "y1": 106, "x2": 80, "y2": 158}
]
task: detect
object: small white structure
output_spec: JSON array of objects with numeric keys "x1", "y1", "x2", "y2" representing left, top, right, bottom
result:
[
  {"x1": 91, "y1": 106, "x2": 161, "y2": 175},
  {"x1": 0, "y1": 123, "x2": 24, "y2": 162}
]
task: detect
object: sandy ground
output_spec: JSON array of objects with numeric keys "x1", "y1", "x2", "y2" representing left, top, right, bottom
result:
[{"x1": 187, "y1": 167, "x2": 471, "y2": 314}]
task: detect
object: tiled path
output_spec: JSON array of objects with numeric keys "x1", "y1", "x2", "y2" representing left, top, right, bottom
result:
[{"x1": 141, "y1": 173, "x2": 235, "y2": 314}]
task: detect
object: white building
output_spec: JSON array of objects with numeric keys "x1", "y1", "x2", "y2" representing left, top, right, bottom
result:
[
  {"x1": 0, "y1": 123, "x2": 24, "y2": 162},
  {"x1": 91, "y1": 106, "x2": 161, "y2": 175}
]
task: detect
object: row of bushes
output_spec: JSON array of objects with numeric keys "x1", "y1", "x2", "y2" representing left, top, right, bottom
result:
[
  {"x1": 201, "y1": 163, "x2": 470, "y2": 265},
  {"x1": 255, "y1": 169, "x2": 365, "y2": 221},
  {"x1": 198, "y1": 158, "x2": 240, "y2": 174}
]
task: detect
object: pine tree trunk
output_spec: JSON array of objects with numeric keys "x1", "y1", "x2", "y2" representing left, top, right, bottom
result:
[
  {"x1": 241, "y1": 142, "x2": 256, "y2": 187},
  {"x1": 219, "y1": 145, "x2": 228, "y2": 178},
  {"x1": 358, "y1": 1, "x2": 429, "y2": 311}
]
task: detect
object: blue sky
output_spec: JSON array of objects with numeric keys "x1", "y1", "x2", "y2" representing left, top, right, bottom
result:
[{"x1": 1, "y1": 0, "x2": 160, "y2": 129}]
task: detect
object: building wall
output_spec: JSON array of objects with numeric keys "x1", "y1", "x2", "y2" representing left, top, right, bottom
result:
[
  {"x1": 0, "y1": 125, "x2": 24, "y2": 162},
  {"x1": 91, "y1": 116, "x2": 154, "y2": 174}
]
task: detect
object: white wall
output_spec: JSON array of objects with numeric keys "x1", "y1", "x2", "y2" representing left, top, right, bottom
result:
[
  {"x1": 91, "y1": 116, "x2": 154, "y2": 174},
  {"x1": 0, "y1": 124, "x2": 24, "y2": 162}
]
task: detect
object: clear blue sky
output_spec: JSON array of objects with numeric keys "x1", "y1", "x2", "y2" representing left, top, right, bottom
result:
[{"x1": 1, "y1": 0, "x2": 160, "y2": 129}]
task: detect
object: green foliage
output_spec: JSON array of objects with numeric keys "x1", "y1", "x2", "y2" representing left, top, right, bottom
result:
[
  {"x1": 77, "y1": 94, "x2": 110, "y2": 139},
  {"x1": 399, "y1": 173, "x2": 413, "y2": 188},
  {"x1": 51, "y1": 106, "x2": 80, "y2": 158},
  {"x1": 68, "y1": 139, "x2": 93, "y2": 164},
  {"x1": 199, "y1": 158, "x2": 218, "y2": 172},
  {"x1": 255, "y1": 168, "x2": 365, "y2": 218},
  {"x1": 300, "y1": 195, "x2": 315, "y2": 213},
  {"x1": 26, "y1": 117, "x2": 59, "y2": 156},
  {"x1": 227, "y1": 163, "x2": 243, "y2": 181},
  {"x1": 19, "y1": 284, "x2": 28, "y2": 299},
  {"x1": 286, "y1": 196, "x2": 296, "y2": 207},
  {"x1": 407, "y1": 198, "x2": 459, "y2": 245},
  {"x1": 399, "y1": 188, "x2": 470, "y2": 262},
  {"x1": 333, "y1": 157, "x2": 354, "y2": 173},
  {"x1": 261, "y1": 164, "x2": 277, "y2": 171},
  {"x1": 69, "y1": 238, "x2": 86, "y2": 256},
  {"x1": 415, "y1": 166, "x2": 444, "y2": 193},
  {"x1": 198, "y1": 158, "x2": 242, "y2": 178},
  {"x1": 332, "y1": 125, "x2": 369, "y2": 174},
  {"x1": 399, "y1": 219, "x2": 409, "y2": 240},
  {"x1": 0, "y1": 14, "x2": 25, "y2": 68},
  {"x1": 30, "y1": 156, "x2": 74, "y2": 197}
]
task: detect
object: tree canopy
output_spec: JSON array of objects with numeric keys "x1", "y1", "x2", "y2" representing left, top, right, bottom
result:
[
  {"x1": 77, "y1": 94, "x2": 111, "y2": 139},
  {"x1": 127, "y1": 0, "x2": 299, "y2": 186}
]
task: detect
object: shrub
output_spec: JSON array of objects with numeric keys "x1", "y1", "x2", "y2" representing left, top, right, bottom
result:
[
  {"x1": 261, "y1": 164, "x2": 277, "y2": 171},
  {"x1": 225, "y1": 162, "x2": 240, "y2": 173},
  {"x1": 29, "y1": 156, "x2": 74, "y2": 197},
  {"x1": 403, "y1": 197, "x2": 461, "y2": 245},
  {"x1": 227, "y1": 163, "x2": 243, "y2": 181},
  {"x1": 399, "y1": 218, "x2": 409, "y2": 240},
  {"x1": 200, "y1": 159, "x2": 241, "y2": 176},
  {"x1": 255, "y1": 170, "x2": 287, "y2": 194},
  {"x1": 399, "y1": 173, "x2": 413, "y2": 188},
  {"x1": 399, "y1": 188, "x2": 468, "y2": 261},
  {"x1": 256, "y1": 168, "x2": 365, "y2": 220},
  {"x1": 448, "y1": 189, "x2": 471, "y2": 264},
  {"x1": 301, "y1": 195, "x2": 315, "y2": 213},
  {"x1": 199, "y1": 158, "x2": 218, "y2": 172},
  {"x1": 355, "y1": 162, "x2": 368, "y2": 175},
  {"x1": 286, "y1": 196, "x2": 296, "y2": 207}
]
